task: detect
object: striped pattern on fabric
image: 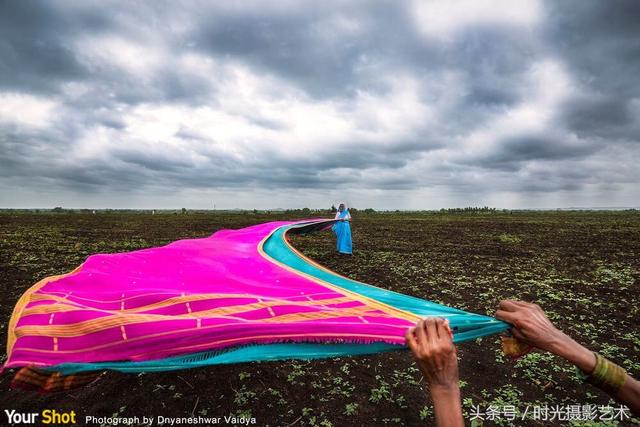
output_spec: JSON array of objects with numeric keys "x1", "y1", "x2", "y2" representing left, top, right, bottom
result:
[{"x1": 4, "y1": 219, "x2": 509, "y2": 382}]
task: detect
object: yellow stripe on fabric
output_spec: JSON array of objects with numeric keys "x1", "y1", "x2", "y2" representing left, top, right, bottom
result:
[
  {"x1": 6, "y1": 265, "x2": 84, "y2": 357},
  {"x1": 44, "y1": 289, "x2": 341, "y2": 303},
  {"x1": 45, "y1": 290, "x2": 198, "y2": 303},
  {"x1": 25, "y1": 293, "x2": 262, "y2": 315},
  {"x1": 258, "y1": 298, "x2": 276, "y2": 317},
  {"x1": 19, "y1": 308, "x2": 398, "y2": 343},
  {"x1": 14, "y1": 296, "x2": 367, "y2": 338},
  {"x1": 13, "y1": 319, "x2": 409, "y2": 356},
  {"x1": 22, "y1": 291, "x2": 347, "y2": 317}
]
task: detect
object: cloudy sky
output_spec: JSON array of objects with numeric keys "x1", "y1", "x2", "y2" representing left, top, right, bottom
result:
[{"x1": 1, "y1": 1, "x2": 639, "y2": 209}]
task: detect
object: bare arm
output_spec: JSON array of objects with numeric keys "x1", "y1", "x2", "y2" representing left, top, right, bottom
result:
[
  {"x1": 496, "y1": 300, "x2": 640, "y2": 415},
  {"x1": 406, "y1": 318, "x2": 464, "y2": 427}
]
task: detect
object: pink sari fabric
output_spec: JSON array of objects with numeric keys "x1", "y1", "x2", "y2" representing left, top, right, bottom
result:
[{"x1": 5, "y1": 220, "x2": 418, "y2": 369}]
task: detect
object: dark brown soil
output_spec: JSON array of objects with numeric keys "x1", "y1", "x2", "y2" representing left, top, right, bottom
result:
[{"x1": 0, "y1": 211, "x2": 638, "y2": 426}]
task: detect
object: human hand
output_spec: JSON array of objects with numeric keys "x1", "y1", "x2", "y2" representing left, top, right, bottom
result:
[
  {"x1": 495, "y1": 300, "x2": 566, "y2": 353},
  {"x1": 405, "y1": 317, "x2": 459, "y2": 390}
]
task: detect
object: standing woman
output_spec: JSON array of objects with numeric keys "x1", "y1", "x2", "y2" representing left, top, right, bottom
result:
[{"x1": 332, "y1": 203, "x2": 352, "y2": 255}]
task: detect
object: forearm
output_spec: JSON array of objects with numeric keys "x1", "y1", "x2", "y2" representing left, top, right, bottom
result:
[
  {"x1": 616, "y1": 376, "x2": 640, "y2": 415},
  {"x1": 550, "y1": 334, "x2": 640, "y2": 415},
  {"x1": 549, "y1": 333, "x2": 596, "y2": 373},
  {"x1": 430, "y1": 385, "x2": 464, "y2": 427}
]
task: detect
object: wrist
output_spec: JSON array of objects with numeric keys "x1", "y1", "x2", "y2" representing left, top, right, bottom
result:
[
  {"x1": 430, "y1": 383, "x2": 464, "y2": 426},
  {"x1": 430, "y1": 382, "x2": 461, "y2": 398},
  {"x1": 546, "y1": 330, "x2": 573, "y2": 356},
  {"x1": 549, "y1": 334, "x2": 596, "y2": 373}
]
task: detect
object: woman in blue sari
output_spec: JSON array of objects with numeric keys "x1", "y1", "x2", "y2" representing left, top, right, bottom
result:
[{"x1": 332, "y1": 203, "x2": 352, "y2": 255}]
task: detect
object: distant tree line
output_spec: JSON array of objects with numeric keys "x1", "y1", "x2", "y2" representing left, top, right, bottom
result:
[
  {"x1": 3, "y1": 207, "x2": 636, "y2": 216},
  {"x1": 439, "y1": 207, "x2": 499, "y2": 214}
]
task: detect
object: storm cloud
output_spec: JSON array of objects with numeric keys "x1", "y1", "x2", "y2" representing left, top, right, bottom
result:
[{"x1": 0, "y1": 0, "x2": 638, "y2": 209}]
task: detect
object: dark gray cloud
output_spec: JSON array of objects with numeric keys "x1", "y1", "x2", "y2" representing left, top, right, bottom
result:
[
  {"x1": 545, "y1": 1, "x2": 640, "y2": 141},
  {"x1": 0, "y1": 0, "x2": 638, "y2": 209},
  {"x1": 465, "y1": 134, "x2": 601, "y2": 172}
]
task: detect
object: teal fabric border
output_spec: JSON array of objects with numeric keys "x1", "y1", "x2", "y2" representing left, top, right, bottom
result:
[
  {"x1": 265, "y1": 221, "x2": 509, "y2": 341},
  {"x1": 48, "y1": 343, "x2": 401, "y2": 374}
]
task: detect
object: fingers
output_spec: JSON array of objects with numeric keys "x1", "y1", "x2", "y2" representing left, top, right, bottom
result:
[
  {"x1": 498, "y1": 300, "x2": 525, "y2": 312},
  {"x1": 495, "y1": 309, "x2": 518, "y2": 325},
  {"x1": 405, "y1": 327, "x2": 419, "y2": 354},
  {"x1": 438, "y1": 319, "x2": 455, "y2": 351},
  {"x1": 434, "y1": 317, "x2": 445, "y2": 340},
  {"x1": 409, "y1": 318, "x2": 455, "y2": 357},
  {"x1": 425, "y1": 317, "x2": 439, "y2": 344},
  {"x1": 500, "y1": 299, "x2": 539, "y2": 311},
  {"x1": 497, "y1": 300, "x2": 548, "y2": 330},
  {"x1": 431, "y1": 317, "x2": 455, "y2": 347},
  {"x1": 513, "y1": 300, "x2": 533, "y2": 307},
  {"x1": 443, "y1": 319, "x2": 454, "y2": 340},
  {"x1": 415, "y1": 319, "x2": 428, "y2": 345}
]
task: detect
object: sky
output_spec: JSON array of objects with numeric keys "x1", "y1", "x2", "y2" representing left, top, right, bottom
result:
[{"x1": 1, "y1": 1, "x2": 639, "y2": 210}]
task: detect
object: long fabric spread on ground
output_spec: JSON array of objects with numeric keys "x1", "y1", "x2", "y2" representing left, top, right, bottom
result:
[{"x1": 4, "y1": 219, "x2": 508, "y2": 380}]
